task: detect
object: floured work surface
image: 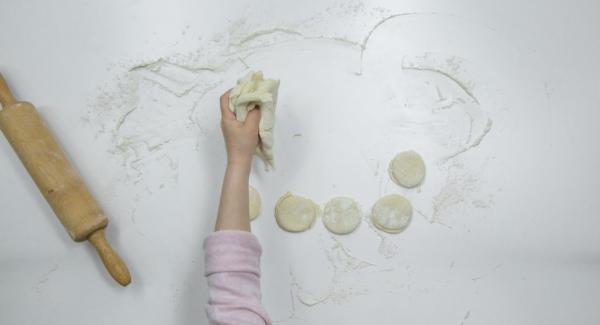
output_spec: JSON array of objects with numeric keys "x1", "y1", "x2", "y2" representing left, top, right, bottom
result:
[{"x1": 2, "y1": 1, "x2": 600, "y2": 325}]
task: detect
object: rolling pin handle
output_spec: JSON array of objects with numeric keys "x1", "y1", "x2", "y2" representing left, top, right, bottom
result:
[
  {"x1": 0, "y1": 73, "x2": 17, "y2": 107},
  {"x1": 88, "y1": 229, "x2": 132, "y2": 286}
]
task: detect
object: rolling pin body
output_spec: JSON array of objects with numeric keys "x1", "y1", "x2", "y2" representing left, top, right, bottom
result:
[
  {"x1": 0, "y1": 102, "x2": 107, "y2": 241},
  {"x1": 0, "y1": 73, "x2": 131, "y2": 286}
]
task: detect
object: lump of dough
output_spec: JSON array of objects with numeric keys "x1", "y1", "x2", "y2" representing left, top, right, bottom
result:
[
  {"x1": 275, "y1": 192, "x2": 319, "y2": 232},
  {"x1": 229, "y1": 71, "x2": 280, "y2": 169},
  {"x1": 388, "y1": 150, "x2": 426, "y2": 188},
  {"x1": 370, "y1": 194, "x2": 413, "y2": 234},
  {"x1": 322, "y1": 197, "x2": 362, "y2": 235},
  {"x1": 249, "y1": 185, "x2": 261, "y2": 220}
]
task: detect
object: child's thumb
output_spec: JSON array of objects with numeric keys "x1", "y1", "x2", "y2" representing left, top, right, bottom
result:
[{"x1": 245, "y1": 108, "x2": 262, "y2": 129}]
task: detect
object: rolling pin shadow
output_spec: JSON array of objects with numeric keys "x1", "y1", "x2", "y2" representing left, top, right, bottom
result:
[{"x1": 0, "y1": 73, "x2": 131, "y2": 286}]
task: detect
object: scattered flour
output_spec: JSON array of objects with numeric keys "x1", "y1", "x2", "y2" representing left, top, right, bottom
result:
[
  {"x1": 82, "y1": 3, "x2": 503, "y2": 318},
  {"x1": 290, "y1": 235, "x2": 392, "y2": 307},
  {"x1": 87, "y1": 5, "x2": 494, "y2": 207}
]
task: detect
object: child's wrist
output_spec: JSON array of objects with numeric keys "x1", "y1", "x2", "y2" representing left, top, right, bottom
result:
[{"x1": 227, "y1": 156, "x2": 252, "y2": 170}]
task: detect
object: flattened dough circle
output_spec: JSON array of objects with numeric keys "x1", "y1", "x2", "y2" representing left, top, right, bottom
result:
[
  {"x1": 370, "y1": 194, "x2": 413, "y2": 234},
  {"x1": 249, "y1": 186, "x2": 261, "y2": 220},
  {"x1": 388, "y1": 150, "x2": 426, "y2": 188},
  {"x1": 322, "y1": 197, "x2": 362, "y2": 235},
  {"x1": 275, "y1": 192, "x2": 319, "y2": 232}
]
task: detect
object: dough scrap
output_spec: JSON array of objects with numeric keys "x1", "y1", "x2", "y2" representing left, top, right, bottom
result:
[
  {"x1": 249, "y1": 185, "x2": 261, "y2": 220},
  {"x1": 229, "y1": 71, "x2": 280, "y2": 169},
  {"x1": 370, "y1": 194, "x2": 413, "y2": 234},
  {"x1": 322, "y1": 197, "x2": 362, "y2": 235},
  {"x1": 388, "y1": 150, "x2": 426, "y2": 188},
  {"x1": 275, "y1": 192, "x2": 320, "y2": 232}
]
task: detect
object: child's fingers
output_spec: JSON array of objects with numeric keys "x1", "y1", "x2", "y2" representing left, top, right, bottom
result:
[
  {"x1": 244, "y1": 108, "x2": 262, "y2": 131},
  {"x1": 220, "y1": 90, "x2": 236, "y2": 121}
]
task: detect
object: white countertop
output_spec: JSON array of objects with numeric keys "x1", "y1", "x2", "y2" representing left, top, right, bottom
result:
[{"x1": 1, "y1": 0, "x2": 599, "y2": 324}]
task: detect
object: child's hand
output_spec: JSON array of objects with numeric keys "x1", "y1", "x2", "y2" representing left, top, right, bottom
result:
[{"x1": 220, "y1": 90, "x2": 261, "y2": 166}]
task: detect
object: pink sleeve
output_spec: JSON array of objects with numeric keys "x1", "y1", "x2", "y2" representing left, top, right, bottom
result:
[{"x1": 203, "y1": 230, "x2": 271, "y2": 325}]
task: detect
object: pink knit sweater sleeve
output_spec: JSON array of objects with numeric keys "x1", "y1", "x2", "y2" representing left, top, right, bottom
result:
[{"x1": 203, "y1": 230, "x2": 271, "y2": 325}]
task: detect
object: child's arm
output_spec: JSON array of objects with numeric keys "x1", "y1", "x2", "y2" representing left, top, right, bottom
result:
[
  {"x1": 203, "y1": 91, "x2": 271, "y2": 325},
  {"x1": 214, "y1": 90, "x2": 260, "y2": 231}
]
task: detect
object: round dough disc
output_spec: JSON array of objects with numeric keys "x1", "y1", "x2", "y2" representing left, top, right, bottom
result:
[
  {"x1": 275, "y1": 192, "x2": 319, "y2": 232},
  {"x1": 388, "y1": 150, "x2": 426, "y2": 188},
  {"x1": 249, "y1": 186, "x2": 261, "y2": 220},
  {"x1": 322, "y1": 197, "x2": 362, "y2": 235},
  {"x1": 370, "y1": 194, "x2": 413, "y2": 234}
]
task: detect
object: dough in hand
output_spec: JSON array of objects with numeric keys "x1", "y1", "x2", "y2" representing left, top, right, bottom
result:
[
  {"x1": 388, "y1": 150, "x2": 426, "y2": 188},
  {"x1": 322, "y1": 197, "x2": 362, "y2": 235},
  {"x1": 370, "y1": 194, "x2": 413, "y2": 234},
  {"x1": 229, "y1": 71, "x2": 280, "y2": 169},
  {"x1": 275, "y1": 192, "x2": 319, "y2": 232},
  {"x1": 249, "y1": 185, "x2": 261, "y2": 220}
]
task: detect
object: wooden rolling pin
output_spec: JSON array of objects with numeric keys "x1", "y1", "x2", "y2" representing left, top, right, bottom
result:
[{"x1": 0, "y1": 73, "x2": 131, "y2": 286}]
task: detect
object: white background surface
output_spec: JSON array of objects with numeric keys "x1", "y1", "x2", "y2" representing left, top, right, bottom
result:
[{"x1": 1, "y1": 0, "x2": 599, "y2": 324}]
